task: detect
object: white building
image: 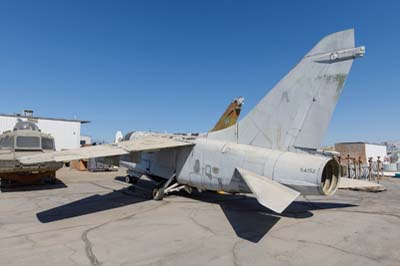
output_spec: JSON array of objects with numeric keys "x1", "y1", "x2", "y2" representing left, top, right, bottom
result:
[
  {"x1": 0, "y1": 112, "x2": 89, "y2": 151},
  {"x1": 335, "y1": 142, "x2": 388, "y2": 163},
  {"x1": 80, "y1": 135, "x2": 92, "y2": 146}
]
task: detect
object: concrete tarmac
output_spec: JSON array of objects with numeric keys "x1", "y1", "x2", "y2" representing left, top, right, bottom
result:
[{"x1": 0, "y1": 168, "x2": 399, "y2": 266}]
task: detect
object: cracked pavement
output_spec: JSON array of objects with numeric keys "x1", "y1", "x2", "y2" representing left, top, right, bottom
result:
[{"x1": 0, "y1": 167, "x2": 399, "y2": 266}]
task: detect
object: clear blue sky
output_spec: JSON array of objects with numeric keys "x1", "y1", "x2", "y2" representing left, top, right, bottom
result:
[{"x1": 0, "y1": 0, "x2": 399, "y2": 145}]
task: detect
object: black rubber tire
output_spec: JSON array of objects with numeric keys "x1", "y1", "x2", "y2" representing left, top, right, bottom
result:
[
  {"x1": 125, "y1": 175, "x2": 138, "y2": 184},
  {"x1": 152, "y1": 187, "x2": 164, "y2": 200}
]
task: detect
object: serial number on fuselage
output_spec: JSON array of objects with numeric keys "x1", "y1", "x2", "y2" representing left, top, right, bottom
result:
[{"x1": 300, "y1": 168, "x2": 316, "y2": 174}]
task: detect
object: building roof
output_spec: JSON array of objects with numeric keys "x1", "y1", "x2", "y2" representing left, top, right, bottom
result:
[
  {"x1": 0, "y1": 113, "x2": 90, "y2": 124},
  {"x1": 335, "y1": 141, "x2": 385, "y2": 146}
]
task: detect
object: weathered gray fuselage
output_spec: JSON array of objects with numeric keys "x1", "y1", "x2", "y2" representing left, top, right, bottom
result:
[{"x1": 122, "y1": 134, "x2": 339, "y2": 196}]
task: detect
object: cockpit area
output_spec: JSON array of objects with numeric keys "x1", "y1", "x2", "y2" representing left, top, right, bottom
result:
[
  {"x1": 0, "y1": 135, "x2": 55, "y2": 151},
  {"x1": 0, "y1": 120, "x2": 55, "y2": 151},
  {"x1": 13, "y1": 120, "x2": 40, "y2": 132}
]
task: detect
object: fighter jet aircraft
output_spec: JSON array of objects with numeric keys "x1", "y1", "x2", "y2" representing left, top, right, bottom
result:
[
  {"x1": 0, "y1": 120, "x2": 63, "y2": 186},
  {"x1": 18, "y1": 29, "x2": 365, "y2": 213}
]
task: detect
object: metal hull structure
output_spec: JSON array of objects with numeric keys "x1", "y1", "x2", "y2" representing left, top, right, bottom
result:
[
  {"x1": 0, "y1": 120, "x2": 63, "y2": 185},
  {"x1": 123, "y1": 137, "x2": 339, "y2": 196},
  {"x1": 177, "y1": 139, "x2": 339, "y2": 196},
  {"x1": 0, "y1": 151, "x2": 63, "y2": 185}
]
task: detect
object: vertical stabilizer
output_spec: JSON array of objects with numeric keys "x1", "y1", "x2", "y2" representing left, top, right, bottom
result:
[
  {"x1": 210, "y1": 97, "x2": 244, "y2": 132},
  {"x1": 207, "y1": 29, "x2": 365, "y2": 150}
]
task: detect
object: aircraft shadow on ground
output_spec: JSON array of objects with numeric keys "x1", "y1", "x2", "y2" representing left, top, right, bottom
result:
[
  {"x1": 1, "y1": 178, "x2": 67, "y2": 193},
  {"x1": 36, "y1": 178, "x2": 357, "y2": 243},
  {"x1": 181, "y1": 191, "x2": 357, "y2": 243},
  {"x1": 36, "y1": 178, "x2": 154, "y2": 223}
]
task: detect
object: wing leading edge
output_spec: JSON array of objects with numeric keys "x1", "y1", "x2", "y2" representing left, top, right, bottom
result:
[{"x1": 18, "y1": 135, "x2": 194, "y2": 165}]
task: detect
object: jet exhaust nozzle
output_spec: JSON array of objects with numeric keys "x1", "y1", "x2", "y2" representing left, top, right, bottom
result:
[
  {"x1": 271, "y1": 152, "x2": 340, "y2": 196},
  {"x1": 319, "y1": 158, "x2": 340, "y2": 195}
]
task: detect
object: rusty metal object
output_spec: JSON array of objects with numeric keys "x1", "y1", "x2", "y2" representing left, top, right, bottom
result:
[
  {"x1": 1, "y1": 170, "x2": 56, "y2": 185},
  {"x1": 0, "y1": 170, "x2": 56, "y2": 187},
  {"x1": 210, "y1": 97, "x2": 244, "y2": 132}
]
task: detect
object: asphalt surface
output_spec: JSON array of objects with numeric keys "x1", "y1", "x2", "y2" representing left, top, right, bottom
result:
[{"x1": 0, "y1": 167, "x2": 399, "y2": 266}]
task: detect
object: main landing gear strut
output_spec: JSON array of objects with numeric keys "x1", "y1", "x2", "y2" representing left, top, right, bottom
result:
[{"x1": 152, "y1": 173, "x2": 192, "y2": 201}]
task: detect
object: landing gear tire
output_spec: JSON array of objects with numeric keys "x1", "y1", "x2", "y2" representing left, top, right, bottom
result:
[
  {"x1": 152, "y1": 187, "x2": 164, "y2": 200},
  {"x1": 125, "y1": 175, "x2": 138, "y2": 184}
]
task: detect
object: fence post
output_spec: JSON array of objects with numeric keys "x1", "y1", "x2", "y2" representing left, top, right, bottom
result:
[
  {"x1": 377, "y1": 156, "x2": 382, "y2": 184},
  {"x1": 368, "y1": 157, "x2": 373, "y2": 181},
  {"x1": 347, "y1": 154, "x2": 351, "y2": 179}
]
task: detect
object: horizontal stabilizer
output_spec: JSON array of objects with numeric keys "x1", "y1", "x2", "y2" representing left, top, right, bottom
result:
[{"x1": 236, "y1": 168, "x2": 300, "y2": 213}]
